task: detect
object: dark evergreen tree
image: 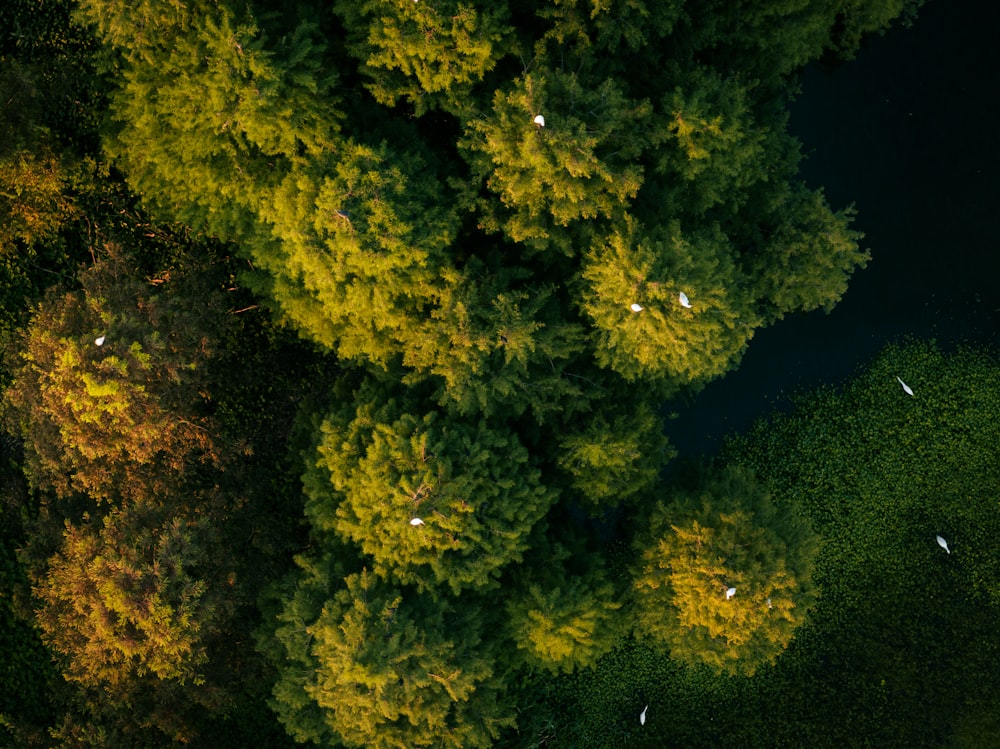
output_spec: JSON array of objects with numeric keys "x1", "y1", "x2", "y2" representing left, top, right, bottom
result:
[
  {"x1": 270, "y1": 566, "x2": 514, "y2": 749},
  {"x1": 502, "y1": 536, "x2": 623, "y2": 674}
]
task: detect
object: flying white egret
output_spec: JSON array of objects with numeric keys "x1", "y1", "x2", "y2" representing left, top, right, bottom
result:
[
  {"x1": 678, "y1": 291, "x2": 692, "y2": 309},
  {"x1": 410, "y1": 518, "x2": 425, "y2": 526},
  {"x1": 896, "y1": 376, "x2": 914, "y2": 396},
  {"x1": 726, "y1": 587, "x2": 737, "y2": 600},
  {"x1": 630, "y1": 303, "x2": 644, "y2": 312},
  {"x1": 94, "y1": 336, "x2": 105, "y2": 346},
  {"x1": 533, "y1": 114, "x2": 545, "y2": 127},
  {"x1": 936, "y1": 535, "x2": 950, "y2": 553},
  {"x1": 640, "y1": 705, "x2": 647, "y2": 725}
]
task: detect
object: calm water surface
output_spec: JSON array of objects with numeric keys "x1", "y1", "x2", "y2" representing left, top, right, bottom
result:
[{"x1": 666, "y1": 0, "x2": 1000, "y2": 458}]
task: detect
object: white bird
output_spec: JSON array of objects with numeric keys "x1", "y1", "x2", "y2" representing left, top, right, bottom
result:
[
  {"x1": 533, "y1": 114, "x2": 545, "y2": 127},
  {"x1": 936, "y1": 535, "x2": 950, "y2": 553},
  {"x1": 410, "y1": 518, "x2": 425, "y2": 526},
  {"x1": 896, "y1": 376, "x2": 914, "y2": 396},
  {"x1": 678, "y1": 291, "x2": 692, "y2": 309},
  {"x1": 640, "y1": 705, "x2": 647, "y2": 725},
  {"x1": 766, "y1": 597, "x2": 773, "y2": 609},
  {"x1": 94, "y1": 336, "x2": 105, "y2": 346},
  {"x1": 630, "y1": 303, "x2": 644, "y2": 312},
  {"x1": 726, "y1": 587, "x2": 737, "y2": 600}
]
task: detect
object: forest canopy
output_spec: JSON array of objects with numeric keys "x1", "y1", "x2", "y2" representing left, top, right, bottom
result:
[{"x1": 0, "y1": 0, "x2": 948, "y2": 747}]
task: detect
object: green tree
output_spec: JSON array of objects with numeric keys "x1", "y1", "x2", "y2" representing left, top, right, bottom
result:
[
  {"x1": 578, "y1": 216, "x2": 759, "y2": 384},
  {"x1": 333, "y1": 0, "x2": 515, "y2": 114},
  {"x1": 502, "y1": 537, "x2": 622, "y2": 674},
  {"x1": 462, "y1": 69, "x2": 650, "y2": 254},
  {"x1": 632, "y1": 465, "x2": 818, "y2": 675},
  {"x1": 651, "y1": 69, "x2": 771, "y2": 217},
  {"x1": 531, "y1": 0, "x2": 686, "y2": 56},
  {"x1": 271, "y1": 567, "x2": 514, "y2": 749},
  {"x1": 78, "y1": 0, "x2": 339, "y2": 237},
  {"x1": 402, "y1": 270, "x2": 587, "y2": 418},
  {"x1": 747, "y1": 182, "x2": 869, "y2": 322},
  {"x1": 556, "y1": 395, "x2": 673, "y2": 508},
  {"x1": 305, "y1": 389, "x2": 556, "y2": 594},
  {"x1": 685, "y1": 0, "x2": 925, "y2": 86},
  {"x1": 251, "y1": 141, "x2": 457, "y2": 365}
]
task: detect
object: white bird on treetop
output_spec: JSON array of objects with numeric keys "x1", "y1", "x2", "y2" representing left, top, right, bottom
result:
[
  {"x1": 94, "y1": 336, "x2": 105, "y2": 346},
  {"x1": 640, "y1": 705, "x2": 648, "y2": 725},
  {"x1": 896, "y1": 376, "x2": 914, "y2": 396},
  {"x1": 630, "y1": 303, "x2": 643, "y2": 312},
  {"x1": 533, "y1": 114, "x2": 545, "y2": 127},
  {"x1": 678, "y1": 291, "x2": 692, "y2": 309},
  {"x1": 410, "y1": 518, "x2": 425, "y2": 526},
  {"x1": 936, "y1": 535, "x2": 950, "y2": 553},
  {"x1": 726, "y1": 587, "x2": 737, "y2": 600}
]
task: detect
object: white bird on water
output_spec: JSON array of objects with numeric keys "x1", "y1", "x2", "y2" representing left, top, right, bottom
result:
[
  {"x1": 630, "y1": 303, "x2": 644, "y2": 312},
  {"x1": 533, "y1": 114, "x2": 545, "y2": 127},
  {"x1": 896, "y1": 376, "x2": 914, "y2": 396},
  {"x1": 936, "y1": 535, "x2": 950, "y2": 554},
  {"x1": 94, "y1": 336, "x2": 106, "y2": 346},
  {"x1": 678, "y1": 291, "x2": 692, "y2": 309},
  {"x1": 410, "y1": 518, "x2": 425, "y2": 526},
  {"x1": 640, "y1": 705, "x2": 647, "y2": 725},
  {"x1": 726, "y1": 587, "x2": 737, "y2": 600}
]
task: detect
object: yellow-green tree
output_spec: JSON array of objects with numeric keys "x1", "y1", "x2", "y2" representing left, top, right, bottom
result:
[
  {"x1": 270, "y1": 566, "x2": 514, "y2": 749},
  {"x1": 305, "y1": 387, "x2": 557, "y2": 595},
  {"x1": 502, "y1": 538, "x2": 623, "y2": 674},
  {"x1": 579, "y1": 217, "x2": 759, "y2": 384},
  {"x1": 333, "y1": 0, "x2": 515, "y2": 114},
  {"x1": 462, "y1": 70, "x2": 650, "y2": 254},
  {"x1": 556, "y1": 395, "x2": 672, "y2": 509},
  {"x1": 632, "y1": 466, "x2": 818, "y2": 675}
]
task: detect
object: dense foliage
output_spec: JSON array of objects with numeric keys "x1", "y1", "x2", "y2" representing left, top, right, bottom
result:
[
  {"x1": 632, "y1": 465, "x2": 818, "y2": 676},
  {"x1": 518, "y1": 341, "x2": 1000, "y2": 748},
  {"x1": 6, "y1": 0, "x2": 980, "y2": 747}
]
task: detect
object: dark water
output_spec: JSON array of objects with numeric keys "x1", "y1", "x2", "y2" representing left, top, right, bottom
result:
[{"x1": 666, "y1": 0, "x2": 1000, "y2": 458}]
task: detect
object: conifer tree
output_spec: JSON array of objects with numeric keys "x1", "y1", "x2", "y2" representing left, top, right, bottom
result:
[
  {"x1": 333, "y1": 0, "x2": 515, "y2": 114},
  {"x1": 0, "y1": 58, "x2": 80, "y2": 258},
  {"x1": 403, "y1": 271, "x2": 587, "y2": 418},
  {"x1": 4, "y1": 247, "x2": 223, "y2": 503},
  {"x1": 34, "y1": 505, "x2": 224, "y2": 691},
  {"x1": 747, "y1": 182, "x2": 869, "y2": 321},
  {"x1": 252, "y1": 141, "x2": 457, "y2": 364},
  {"x1": 462, "y1": 70, "x2": 650, "y2": 254},
  {"x1": 502, "y1": 538, "x2": 623, "y2": 674},
  {"x1": 651, "y1": 69, "x2": 772, "y2": 216},
  {"x1": 305, "y1": 389, "x2": 557, "y2": 594},
  {"x1": 556, "y1": 395, "x2": 672, "y2": 508},
  {"x1": 80, "y1": 0, "x2": 339, "y2": 237},
  {"x1": 578, "y1": 217, "x2": 759, "y2": 384},
  {"x1": 632, "y1": 465, "x2": 818, "y2": 675},
  {"x1": 272, "y1": 567, "x2": 514, "y2": 749}
]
